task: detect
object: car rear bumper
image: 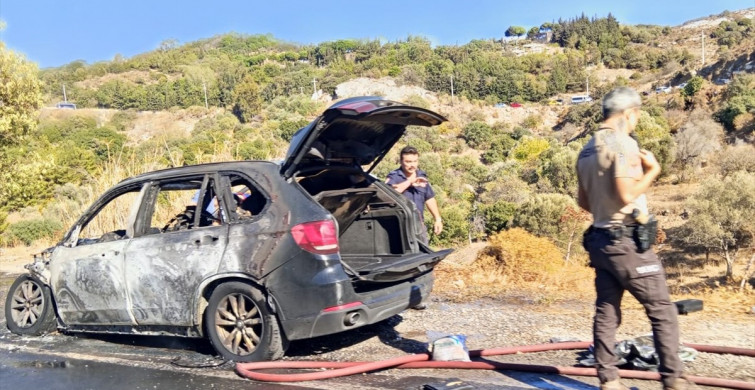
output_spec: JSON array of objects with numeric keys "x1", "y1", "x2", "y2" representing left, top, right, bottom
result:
[{"x1": 277, "y1": 271, "x2": 434, "y2": 340}]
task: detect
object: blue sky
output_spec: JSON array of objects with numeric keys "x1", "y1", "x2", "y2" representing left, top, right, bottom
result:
[{"x1": 1, "y1": 0, "x2": 752, "y2": 68}]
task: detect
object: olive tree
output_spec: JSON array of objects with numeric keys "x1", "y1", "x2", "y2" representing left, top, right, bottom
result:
[
  {"x1": 0, "y1": 39, "x2": 43, "y2": 143},
  {"x1": 635, "y1": 110, "x2": 675, "y2": 174},
  {"x1": 680, "y1": 171, "x2": 755, "y2": 281},
  {"x1": 673, "y1": 110, "x2": 724, "y2": 182},
  {"x1": 232, "y1": 74, "x2": 263, "y2": 123},
  {"x1": 512, "y1": 193, "x2": 584, "y2": 261},
  {"x1": 513, "y1": 193, "x2": 574, "y2": 239},
  {"x1": 717, "y1": 143, "x2": 755, "y2": 178},
  {"x1": 536, "y1": 141, "x2": 579, "y2": 195}
]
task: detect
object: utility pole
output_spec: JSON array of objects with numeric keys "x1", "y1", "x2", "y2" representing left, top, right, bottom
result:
[
  {"x1": 586, "y1": 76, "x2": 589, "y2": 96},
  {"x1": 62, "y1": 84, "x2": 67, "y2": 102},
  {"x1": 312, "y1": 78, "x2": 318, "y2": 94},
  {"x1": 202, "y1": 81, "x2": 208, "y2": 109},
  {"x1": 701, "y1": 31, "x2": 705, "y2": 68},
  {"x1": 450, "y1": 75, "x2": 454, "y2": 105}
]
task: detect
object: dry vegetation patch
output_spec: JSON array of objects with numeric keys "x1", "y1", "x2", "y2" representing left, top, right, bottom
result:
[{"x1": 435, "y1": 228, "x2": 594, "y2": 303}]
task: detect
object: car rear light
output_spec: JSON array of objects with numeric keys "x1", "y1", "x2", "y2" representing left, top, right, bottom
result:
[{"x1": 291, "y1": 220, "x2": 339, "y2": 255}]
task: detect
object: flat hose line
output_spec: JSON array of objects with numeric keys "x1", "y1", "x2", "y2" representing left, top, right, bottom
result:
[{"x1": 235, "y1": 341, "x2": 755, "y2": 389}]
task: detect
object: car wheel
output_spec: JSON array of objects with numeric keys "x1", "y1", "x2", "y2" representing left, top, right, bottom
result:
[
  {"x1": 5, "y1": 274, "x2": 57, "y2": 335},
  {"x1": 204, "y1": 282, "x2": 287, "y2": 362}
]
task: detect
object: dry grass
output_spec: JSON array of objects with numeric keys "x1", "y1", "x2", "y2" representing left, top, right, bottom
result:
[
  {"x1": 434, "y1": 228, "x2": 595, "y2": 303},
  {"x1": 435, "y1": 231, "x2": 755, "y2": 315}
]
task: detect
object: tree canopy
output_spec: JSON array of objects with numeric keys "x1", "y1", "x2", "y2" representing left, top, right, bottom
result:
[{"x1": 0, "y1": 41, "x2": 43, "y2": 143}]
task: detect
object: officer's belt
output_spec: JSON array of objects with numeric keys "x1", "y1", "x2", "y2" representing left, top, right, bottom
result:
[{"x1": 593, "y1": 225, "x2": 638, "y2": 240}]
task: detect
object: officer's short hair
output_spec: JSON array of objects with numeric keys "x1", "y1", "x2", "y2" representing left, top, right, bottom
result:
[
  {"x1": 602, "y1": 87, "x2": 642, "y2": 119},
  {"x1": 400, "y1": 146, "x2": 419, "y2": 157}
]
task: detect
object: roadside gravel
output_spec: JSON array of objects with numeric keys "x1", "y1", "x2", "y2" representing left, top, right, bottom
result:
[{"x1": 284, "y1": 294, "x2": 755, "y2": 388}]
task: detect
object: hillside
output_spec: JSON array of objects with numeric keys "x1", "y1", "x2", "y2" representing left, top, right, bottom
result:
[{"x1": 1, "y1": 7, "x2": 754, "y2": 291}]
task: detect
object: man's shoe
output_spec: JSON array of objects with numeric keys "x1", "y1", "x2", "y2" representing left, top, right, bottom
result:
[
  {"x1": 600, "y1": 379, "x2": 630, "y2": 390},
  {"x1": 663, "y1": 376, "x2": 699, "y2": 390},
  {"x1": 411, "y1": 302, "x2": 427, "y2": 310}
]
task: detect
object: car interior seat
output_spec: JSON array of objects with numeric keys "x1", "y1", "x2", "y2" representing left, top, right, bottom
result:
[{"x1": 240, "y1": 192, "x2": 266, "y2": 215}]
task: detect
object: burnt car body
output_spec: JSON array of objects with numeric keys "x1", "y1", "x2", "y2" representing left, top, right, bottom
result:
[{"x1": 4, "y1": 97, "x2": 452, "y2": 362}]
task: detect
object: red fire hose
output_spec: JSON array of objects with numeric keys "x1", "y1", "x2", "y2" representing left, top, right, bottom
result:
[{"x1": 235, "y1": 341, "x2": 755, "y2": 389}]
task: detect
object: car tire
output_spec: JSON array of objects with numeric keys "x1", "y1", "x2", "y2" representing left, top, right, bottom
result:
[
  {"x1": 204, "y1": 282, "x2": 287, "y2": 362},
  {"x1": 5, "y1": 274, "x2": 57, "y2": 335}
]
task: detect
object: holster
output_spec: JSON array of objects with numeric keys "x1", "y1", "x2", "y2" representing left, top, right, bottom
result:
[
  {"x1": 633, "y1": 215, "x2": 658, "y2": 253},
  {"x1": 582, "y1": 225, "x2": 595, "y2": 252}
]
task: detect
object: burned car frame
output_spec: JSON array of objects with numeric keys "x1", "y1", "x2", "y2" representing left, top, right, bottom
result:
[{"x1": 5, "y1": 96, "x2": 452, "y2": 362}]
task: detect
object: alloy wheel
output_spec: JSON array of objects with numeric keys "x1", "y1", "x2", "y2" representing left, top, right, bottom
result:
[
  {"x1": 213, "y1": 292, "x2": 262, "y2": 356},
  {"x1": 10, "y1": 280, "x2": 45, "y2": 328}
]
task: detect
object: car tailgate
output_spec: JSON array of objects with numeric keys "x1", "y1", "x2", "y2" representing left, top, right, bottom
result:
[{"x1": 345, "y1": 249, "x2": 453, "y2": 282}]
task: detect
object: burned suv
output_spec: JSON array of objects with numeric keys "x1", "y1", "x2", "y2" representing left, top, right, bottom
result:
[{"x1": 4, "y1": 97, "x2": 452, "y2": 362}]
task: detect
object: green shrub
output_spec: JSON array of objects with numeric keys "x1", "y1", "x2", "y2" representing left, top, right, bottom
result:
[
  {"x1": 481, "y1": 200, "x2": 517, "y2": 234},
  {"x1": 481, "y1": 134, "x2": 516, "y2": 164},
  {"x1": 234, "y1": 137, "x2": 284, "y2": 160},
  {"x1": 513, "y1": 193, "x2": 575, "y2": 239},
  {"x1": 536, "y1": 142, "x2": 579, "y2": 195},
  {"x1": 510, "y1": 126, "x2": 532, "y2": 140},
  {"x1": 0, "y1": 159, "x2": 65, "y2": 211},
  {"x1": 429, "y1": 202, "x2": 470, "y2": 246},
  {"x1": 461, "y1": 121, "x2": 493, "y2": 149},
  {"x1": 682, "y1": 76, "x2": 704, "y2": 98},
  {"x1": 522, "y1": 114, "x2": 543, "y2": 130},
  {"x1": 193, "y1": 113, "x2": 242, "y2": 137},
  {"x1": 635, "y1": 110, "x2": 675, "y2": 174},
  {"x1": 109, "y1": 111, "x2": 138, "y2": 132},
  {"x1": 448, "y1": 155, "x2": 489, "y2": 185},
  {"x1": 510, "y1": 137, "x2": 550, "y2": 164},
  {"x1": 0, "y1": 211, "x2": 8, "y2": 235},
  {"x1": 405, "y1": 126, "x2": 453, "y2": 153},
  {"x1": 403, "y1": 94, "x2": 430, "y2": 109},
  {"x1": 4, "y1": 218, "x2": 63, "y2": 246},
  {"x1": 716, "y1": 74, "x2": 755, "y2": 131},
  {"x1": 277, "y1": 118, "x2": 310, "y2": 141}
]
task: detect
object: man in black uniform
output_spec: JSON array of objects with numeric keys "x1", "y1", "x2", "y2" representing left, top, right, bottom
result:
[{"x1": 576, "y1": 87, "x2": 694, "y2": 390}]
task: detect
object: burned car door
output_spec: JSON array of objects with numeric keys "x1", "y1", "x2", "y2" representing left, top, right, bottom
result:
[
  {"x1": 122, "y1": 174, "x2": 229, "y2": 325},
  {"x1": 49, "y1": 184, "x2": 148, "y2": 325}
]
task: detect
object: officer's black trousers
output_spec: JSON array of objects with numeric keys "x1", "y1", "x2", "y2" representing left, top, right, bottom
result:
[{"x1": 585, "y1": 229, "x2": 683, "y2": 387}]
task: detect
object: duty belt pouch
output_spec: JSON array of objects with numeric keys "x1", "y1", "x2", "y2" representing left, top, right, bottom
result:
[
  {"x1": 633, "y1": 215, "x2": 658, "y2": 253},
  {"x1": 582, "y1": 226, "x2": 595, "y2": 252}
]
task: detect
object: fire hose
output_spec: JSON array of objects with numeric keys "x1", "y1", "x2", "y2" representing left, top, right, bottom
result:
[{"x1": 235, "y1": 341, "x2": 755, "y2": 389}]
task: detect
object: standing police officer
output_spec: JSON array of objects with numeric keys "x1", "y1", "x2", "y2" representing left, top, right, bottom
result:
[
  {"x1": 576, "y1": 87, "x2": 694, "y2": 390},
  {"x1": 385, "y1": 145, "x2": 443, "y2": 244}
]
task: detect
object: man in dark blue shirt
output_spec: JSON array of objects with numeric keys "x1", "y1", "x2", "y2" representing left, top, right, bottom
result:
[{"x1": 385, "y1": 146, "x2": 443, "y2": 244}]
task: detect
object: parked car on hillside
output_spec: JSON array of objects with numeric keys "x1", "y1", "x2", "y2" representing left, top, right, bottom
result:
[
  {"x1": 55, "y1": 102, "x2": 76, "y2": 109},
  {"x1": 4, "y1": 96, "x2": 452, "y2": 362},
  {"x1": 570, "y1": 95, "x2": 592, "y2": 104},
  {"x1": 509, "y1": 102, "x2": 522, "y2": 108}
]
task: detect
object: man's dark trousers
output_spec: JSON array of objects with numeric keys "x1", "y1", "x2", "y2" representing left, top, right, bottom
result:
[{"x1": 585, "y1": 229, "x2": 682, "y2": 387}]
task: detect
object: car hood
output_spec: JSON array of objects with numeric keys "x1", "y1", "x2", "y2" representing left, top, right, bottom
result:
[{"x1": 281, "y1": 96, "x2": 447, "y2": 179}]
